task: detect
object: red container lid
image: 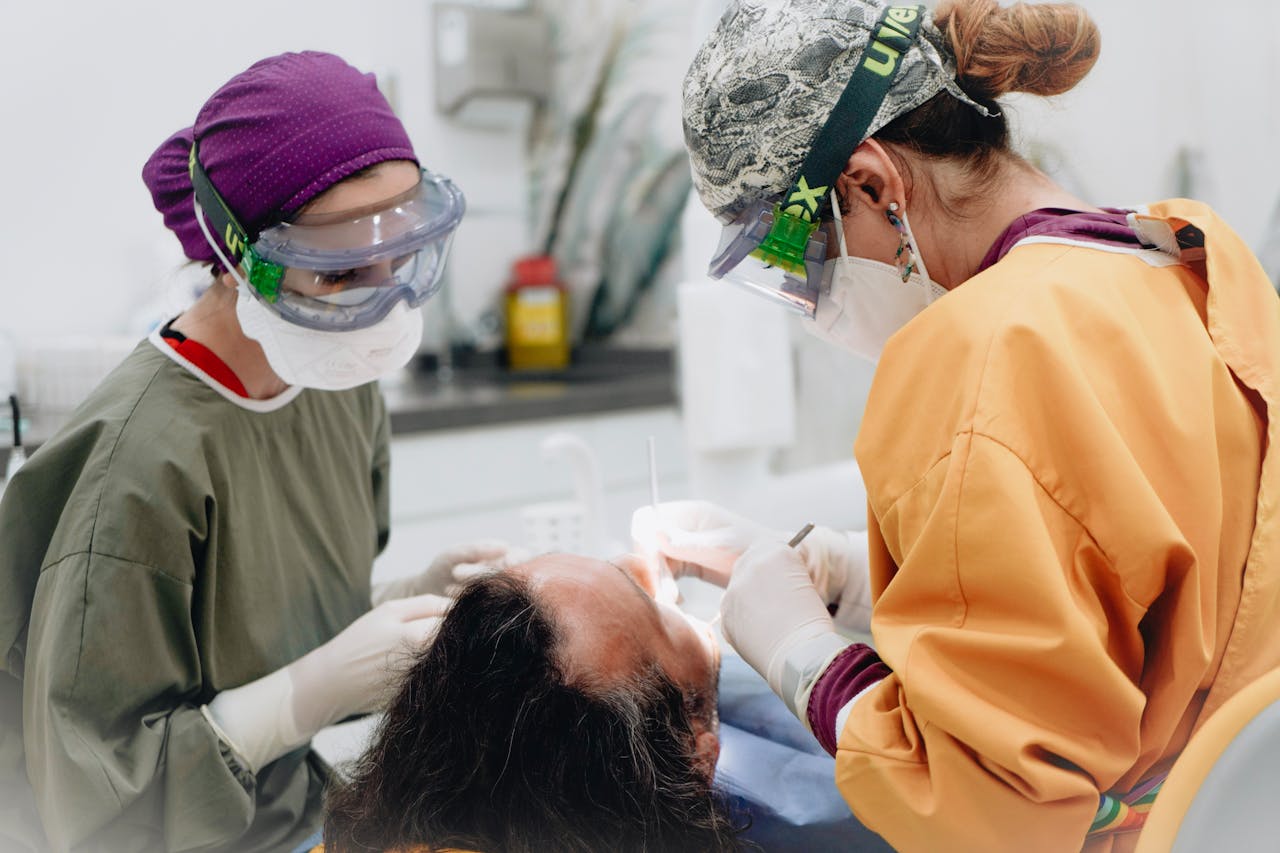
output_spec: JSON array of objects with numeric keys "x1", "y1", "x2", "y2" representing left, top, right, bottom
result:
[{"x1": 510, "y1": 254, "x2": 560, "y2": 289}]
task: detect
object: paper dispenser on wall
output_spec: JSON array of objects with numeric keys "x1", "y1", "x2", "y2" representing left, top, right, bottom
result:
[{"x1": 433, "y1": 3, "x2": 552, "y2": 126}]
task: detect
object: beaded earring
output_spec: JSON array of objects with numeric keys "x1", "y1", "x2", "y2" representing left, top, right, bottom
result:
[{"x1": 886, "y1": 202, "x2": 917, "y2": 283}]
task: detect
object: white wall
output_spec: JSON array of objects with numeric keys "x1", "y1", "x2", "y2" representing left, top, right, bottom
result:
[
  {"x1": 0, "y1": 0, "x2": 531, "y2": 344},
  {"x1": 1004, "y1": 0, "x2": 1280, "y2": 248},
  {"x1": 2, "y1": 0, "x2": 1278, "y2": 348}
]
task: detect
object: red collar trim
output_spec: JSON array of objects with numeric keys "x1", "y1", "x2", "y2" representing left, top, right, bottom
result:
[{"x1": 162, "y1": 334, "x2": 249, "y2": 398}]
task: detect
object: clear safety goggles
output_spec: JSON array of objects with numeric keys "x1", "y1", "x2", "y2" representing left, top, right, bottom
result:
[
  {"x1": 190, "y1": 144, "x2": 465, "y2": 332},
  {"x1": 708, "y1": 199, "x2": 829, "y2": 319},
  {"x1": 246, "y1": 172, "x2": 464, "y2": 331}
]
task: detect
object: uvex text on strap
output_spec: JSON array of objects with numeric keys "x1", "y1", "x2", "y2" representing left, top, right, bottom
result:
[
  {"x1": 763, "y1": 5, "x2": 925, "y2": 263},
  {"x1": 189, "y1": 142, "x2": 286, "y2": 302},
  {"x1": 707, "y1": 5, "x2": 925, "y2": 317}
]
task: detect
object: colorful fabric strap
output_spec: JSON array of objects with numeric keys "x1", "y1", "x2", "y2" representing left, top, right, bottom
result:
[{"x1": 1088, "y1": 775, "x2": 1166, "y2": 835}]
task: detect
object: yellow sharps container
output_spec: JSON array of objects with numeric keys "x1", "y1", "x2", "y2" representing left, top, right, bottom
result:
[{"x1": 505, "y1": 255, "x2": 570, "y2": 371}]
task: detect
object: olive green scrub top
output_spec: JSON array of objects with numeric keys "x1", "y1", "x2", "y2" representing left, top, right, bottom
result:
[{"x1": 0, "y1": 332, "x2": 390, "y2": 851}]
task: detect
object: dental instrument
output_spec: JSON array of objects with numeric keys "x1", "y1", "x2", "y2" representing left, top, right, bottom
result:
[{"x1": 788, "y1": 523, "x2": 815, "y2": 548}]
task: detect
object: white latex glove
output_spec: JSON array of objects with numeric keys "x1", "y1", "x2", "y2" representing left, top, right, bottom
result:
[
  {"x1": 720, "y1": 541, "x2": 854, "y2": 722},
  {"x1": 795, "y1": 527, "x2": 873, "y2": 634},
  {"x1": 371, "y1": 541, "x2": 525, "y2": 605},
  {"x1": 632, "y1": 502, "x2": 873, "y2": 632},
  {"x1": 205, "y1": 594, "x2": 449, "y2": 774},
  {"x1": 631, "y1": 500, "x2": 778, "y2": 587}
]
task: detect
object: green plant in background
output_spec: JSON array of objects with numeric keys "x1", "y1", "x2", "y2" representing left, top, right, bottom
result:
[
  {"x1": 527, "y1": 0, "x2": 693, "y2": 343},
  {"x1": 585, "y1": 145, "x2": 691, "y2": 338},
  {"x1": 531, "y1": 9, "x2": 624, "y2": 259}
]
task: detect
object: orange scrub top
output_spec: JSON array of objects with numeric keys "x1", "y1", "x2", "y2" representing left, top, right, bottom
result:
[{"x1": 839, "y1": 200, "x2": 1280, "y2": 852}]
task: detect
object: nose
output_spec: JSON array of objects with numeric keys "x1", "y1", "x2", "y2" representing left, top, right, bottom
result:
[
  {"x1": 364, "y1": 258, "x2": 397, "y2": 287},
  {"x1": 679, "y1": 609, "x2": 722, "y2": 666}
]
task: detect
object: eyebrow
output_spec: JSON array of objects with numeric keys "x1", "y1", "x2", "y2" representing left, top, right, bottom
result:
[{"x1": 606, "y1": 560, "x2": 662, "y2": 613}]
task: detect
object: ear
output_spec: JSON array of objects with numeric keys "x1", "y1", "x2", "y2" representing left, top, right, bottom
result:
[
  {"x1": 215, "y1": 269, "x2": 240, "y2": 291},
  {"x1": 835, "y1": 139, "x2": 908, "y2": 215},
  {"x1": 692, "y1": 730, "x2": 720, "y2": 782}
]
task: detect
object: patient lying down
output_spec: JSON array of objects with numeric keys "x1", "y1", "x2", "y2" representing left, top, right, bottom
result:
[{"x1": 322, "y1": 553, "x2": 743, "y2": 853}]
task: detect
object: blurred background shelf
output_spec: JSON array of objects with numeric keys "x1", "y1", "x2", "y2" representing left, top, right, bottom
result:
[{"x1": 385, "y1": 346, "x2": 676, "y2": 432}]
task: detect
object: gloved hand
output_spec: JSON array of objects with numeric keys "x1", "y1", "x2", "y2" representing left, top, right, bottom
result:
[
  {"x1": 632, "y1": 501, "x2": 873, "y2": 633},
  {"x1": 371, "y1": 541, "x2": 524, "y2": 605},
  {"x1": 205, "y1": 594, "x2": 449, "y2": 774},
  {"x1": 720, "y1": 541, "x2": 854, "y2": 722},
  {"x1": 631, "y1": 500, "x2": 776, "y2": 587},
  {"x1": 795, "y1": 527, "x2": 873, "y2": 634}
]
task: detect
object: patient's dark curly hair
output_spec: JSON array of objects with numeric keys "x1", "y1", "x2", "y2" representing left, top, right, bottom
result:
[{"x1": 323, "y1": 571, "x2": 743, "y2": 852}]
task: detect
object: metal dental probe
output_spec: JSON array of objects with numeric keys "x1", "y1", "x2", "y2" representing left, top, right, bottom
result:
[
  {"x1": 709, "y1": 523, "x2": 816, "y2": 630},
  {"x1": 788, "y1": 523, "x2": 816, "y2": 548}
]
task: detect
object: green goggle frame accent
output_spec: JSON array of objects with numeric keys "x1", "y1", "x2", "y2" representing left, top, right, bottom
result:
[
  {"x1": 752, "y1": 4, "x2": 926, "y2": 275},
  {"x1": 751, "y1": 204, "x2": 821, "y2": 276},
  {"x1": 187, "y1": 144, "x2": 284, "y2": 303}
]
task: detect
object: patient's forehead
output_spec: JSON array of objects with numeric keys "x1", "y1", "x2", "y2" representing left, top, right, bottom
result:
[{"x1": 511, "y1": 554, "x2": 652, "y2": 682}]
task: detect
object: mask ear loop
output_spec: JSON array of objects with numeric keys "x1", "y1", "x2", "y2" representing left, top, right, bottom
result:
[
  {"x1": 898, "y1": 206, "x2": 932, "y2": 285},
  {"x1": 193, "y1": 198, "x2": 253, "y2": 293},
  {"x1": 830, "y1": 192, "x2": 851, "y2": 259}
]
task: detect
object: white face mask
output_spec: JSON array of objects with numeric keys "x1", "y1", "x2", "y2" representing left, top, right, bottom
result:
[
  {"x1": 235, "y1": 279, "x2": 424, "y2": 391},
  {"x1": 195, "y1": 197, "x2": 425, "y2": 391},
  {"x1": 803, "y1": 195, "x2": 947, "y2": 362}
]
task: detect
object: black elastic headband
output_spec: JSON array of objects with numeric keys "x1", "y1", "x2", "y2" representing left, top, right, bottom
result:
[
  {"x1": 779, "y1": 4, "x2": 925, "y2": 223},
  {"x1": 188, "y1": 142, "x2": 254, "y2": 264}
]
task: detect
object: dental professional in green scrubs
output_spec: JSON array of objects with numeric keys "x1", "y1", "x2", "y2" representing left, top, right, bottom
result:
[{"x1": 0, "y1": 51, "x2": 507, "y2": 852}]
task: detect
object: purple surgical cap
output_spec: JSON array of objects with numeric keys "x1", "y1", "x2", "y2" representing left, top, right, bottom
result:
[{"x1": 142, "y1": 51, "x2": 418, "y2": 272}]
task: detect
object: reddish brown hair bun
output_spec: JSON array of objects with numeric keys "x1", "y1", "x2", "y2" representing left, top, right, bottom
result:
[{"x1": 935, "y1": 0, "x2": 1101, "y2": 100}]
